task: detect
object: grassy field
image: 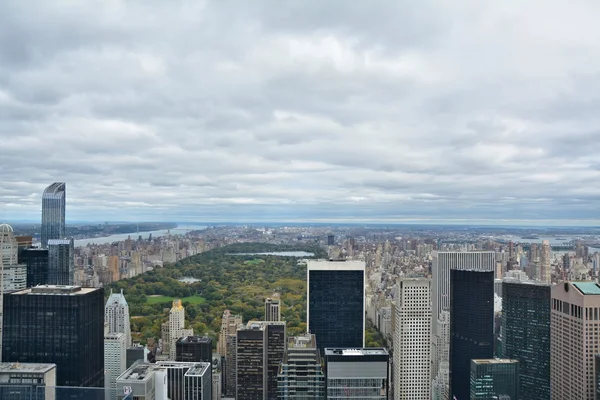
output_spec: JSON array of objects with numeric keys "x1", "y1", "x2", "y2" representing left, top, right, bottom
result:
[{"x1": 146, "y1": 295, "x2": 206, "y2": 305}]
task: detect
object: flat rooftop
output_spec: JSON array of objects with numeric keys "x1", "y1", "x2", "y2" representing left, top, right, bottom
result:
[
  {"x1": 472, "y1": 359, "x2": 519, "y2": 365},
  {"x1": 185, "y1": 363, "x2": 211, "y2": 377},
  {"x1": 307, "y1": 259, "x2": 365, "y2": 271},
  {"x1": 324, "y1": 348, "x2": 388, "y2": 356},
  {"x1": 117, "y1": 363, "x2": 157, "y2": 382},
  {"x1": 0, "y1": 362, "x2": 56, "y2": 374},
  {"x1": 177, "y1": 336, "x2": 212, "y2": 344},
  {"x1": 573, "y1": 282, "x2": 600, "y2": 295},
  {"x1": 11, "y1": 285, "x2": 99, "y2": 296}
]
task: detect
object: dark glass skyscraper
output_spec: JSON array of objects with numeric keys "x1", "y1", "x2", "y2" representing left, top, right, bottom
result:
[
  {"x1": 449, "y1": 269, "x2": 494, "y2": 400},
  {"x1": 176, "y1": 336, "x2": 213, "y2": 363},
  {"x1": 2, "y1": 285, "x2": 104, "y2": 388},
  {"x1": 470, "y1": 359, "x2": 519, "y2": 400},
  {"x1": 47, "y1": 239, "x2": 74, "y2": 285},
  {"x1": 307, "y1": 260, "x2": 365, "y2": 350},
  {"x1": 21, "y1": 248, "x2": 49, "y2": 287},
  {"x1": 41, "y1": 182, "x2": 66, "y2": 249},
  {"x1": 502, "y1": 279, "x2": 551, "y2": 400}
]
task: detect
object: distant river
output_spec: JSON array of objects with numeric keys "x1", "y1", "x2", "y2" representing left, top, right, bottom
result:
[{"x1": 74, "y1": 224, "x2": 207, "y2": 247}]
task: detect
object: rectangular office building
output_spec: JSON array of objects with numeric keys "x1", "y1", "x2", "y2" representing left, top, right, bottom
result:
[
  {"x1": 307, "y1": 260, "x2": 365, "y2": 350},
  {"x1": 324, "y1": 348, "x2": 389, "y2": 399},
  {"x1": 470, "y1": 359, "x2": 519, "y2": 400}
]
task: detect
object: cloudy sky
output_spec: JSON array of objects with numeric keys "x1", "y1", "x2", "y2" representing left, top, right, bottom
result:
[{"x1": 1, "y1": 0, "x2": 599, "y2": 225}]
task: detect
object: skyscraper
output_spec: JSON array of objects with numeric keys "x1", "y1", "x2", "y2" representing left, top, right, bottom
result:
[
  {"x1": 307, "y1": 260, "x2": 365, "y2": 350},
  {"x1": 469, "y1": 359, "x2": 520, "y2": 400},
  {"x1": 21, "y1": 248, "x2": 49, "y2": 287},
  {"x1": 105, "y1": 332, "x2": 127, "y2": 400},
  {"x1": 2, "y1": 285, "x2": 104, "y2": 388},
  {"x1": 265, "y1": 297, "x2": 281, "y2": 322},
  {"x1": 47, "y1": 238, "x2": 74, "y2": 285},
  {"x1": 169, "y1": 300, "x2": 193, "y2": 360},
  {"x1": 551, "y1": 281, "x2": 600, "y2": 400},
  {"x1": 393, "y1": 278, "x2": 431, "y2": 399},
  {"x1": 0, "y1": 224, "x2": 26, "y2": 292},
  {"x1": 540, "y1": 240, "x2": 551, "y2": 283},
  {"x1": 236, "y1": 321, "x2": 286, "y2": 400},
  {"x1": 277, "y1": 334, "x2": 325, "y2": 399},
  {"x1": 449, "y1": 269, "x2": 494, "y2": 400},
  {"x1": 176, "y1": 336, "x2": 213, "y2": 363},
  {"x1": 105, "y1": 289, "x2": 132, "y2": 347},
  {"x1": 41, "y1": 182, "x2": 66, "y2": 249},
  {"x1": 502, "y1": 279, "x2": 551, "y2": 400}
]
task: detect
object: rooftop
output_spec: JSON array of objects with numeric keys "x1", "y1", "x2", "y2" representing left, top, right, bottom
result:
[
  {"x1": 472, "y1": 359, "x2": 519, "y2": 365},
  {"x1": 307, "y1": 259, "x2": 365, "y2": 271},
  {"x1": 178, "y1": 336, "x2": 212, "y2": 344},
  {"x1": 12, "y1": 285, "x2": 99, "y2": 296},
  {"x1": 324, "y1": 348, "x2": 388, "y2": 356},
  {"x1": 185, "y1": 363, "x2": 211, "y2": 377},
  {"x1": 572, "y1": 282, "x2": 600, "y2": 295},
  {"x1": 0, "y1": 362, "x2": 56, "y2": 374},
  {"x1": 117, "y1": 363, "x2": 158, "y2": 382},
  {"x1": 47, "y1": 239, "x2": 72, "y2": 245}
]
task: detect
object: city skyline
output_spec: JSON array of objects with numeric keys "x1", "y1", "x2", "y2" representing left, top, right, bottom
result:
[{"x1": 1, "y1": 1, "x2": 600, "y2": 224}]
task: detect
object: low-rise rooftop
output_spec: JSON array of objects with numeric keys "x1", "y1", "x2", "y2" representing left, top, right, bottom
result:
[
  {"x1": 572, "y1": 282, "x2": 600, "y2": 295},
  {"x1": 12, "y1": 285, "x2": 99, "y2": 296},
  {"x1": 0, "y1": 362, "x2": 56, "y2": 374},
  {"x1": 324, "y1": 348, "x2": 388, "y2": 356}
]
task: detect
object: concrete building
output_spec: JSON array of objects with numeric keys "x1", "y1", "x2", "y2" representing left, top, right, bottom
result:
[
  {"x1": 105, "y1": 332, "x2": 127, "y2": 400},
  {"x1": 277, "y1": 334, "x2": 325, "y2": 399},
  {"x1": 307, "y1": 260, "x2": 365, "y2": 350},
  {"x1": 41, "y1": 182, "x2": 66, "y2": 249},
  {"x1": 236, "y1": 321, "x2": 286, "y2": 400},
  {"x1": 217, "y1": 309, "x2": 242, "y2": 396},
  {"x1": 501, "y1": 279, "x2": 550, "y2": 400},
  {"x1": 393, "y1": 278, "x2": 431, "y2": 399},
  {"x1": 323, "y1": 348, "x2": 389, "y2": 399},
  {"x1": 224, "y1": 334, "x2": 237, "y2": 397},
  {"x1": 540, "y1": 240, "x2": 551, "y2": 283},
  {"x1": 116, "y1": 362, "x2": 168, "y2": 400},
  {"x1": 550, "y1": 281, "x2": 600, "y2": 400},
  {"x1": 169, "y1": 300, "x2": 193, "y2": 360},
  {"x1": 265, "y1": 297, "x2": 281, "y2": 322},
  {"x1": 156, "y1": 361, "x2": 211, "y2": 400},
  {"x1": 47, "y1": 239, "x2": 74, "y2": 285},
  {"x1": 0, "y1": 362, "x2": 56, "y2": 400},
  {"x1": 470, "y1": 359, "x2": 519, "y2": 400},
  {"x1": 105, "y1": 289, "x2": 132, "y2": 347}
]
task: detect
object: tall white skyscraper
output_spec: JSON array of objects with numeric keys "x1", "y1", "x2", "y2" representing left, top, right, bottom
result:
[
  {"x1": 105, "y1": 289, "x2": 132, "y2": 347},
  {"x1": 430, "y1": 251, "x2": 495, "y2": 398},
  {"x1": 104, "y1": 332, "x2": 127, "y2": 400},
  {"x1": 394, "y1": 278, "x2": 431, "y2": 399},
  {"x1": 169, "y1": 299, "x2": 193, "y2": 360},
  {"x1": 540, "y1": 240, "x2": 551, "y2": 283}
]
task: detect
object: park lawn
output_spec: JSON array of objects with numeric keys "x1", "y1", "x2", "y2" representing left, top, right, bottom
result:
[{"x1": 146, "y1": 295, "x2": 206, "y2": 305}]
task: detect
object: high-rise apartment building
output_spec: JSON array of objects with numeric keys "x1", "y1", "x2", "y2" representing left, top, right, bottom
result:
[
  {"x1": 105, "y1": 289, "x2": 132, "y2": 347},
  {"x1": 41, "y1": 182, "x2": 66, "y2": 249},
  {"x1": 502, "y1": 279, "x2": 551, "y2": 400},
  {"x1": 47, "y1": 238, "x2": 74, "y2": 285},
  {"x1": 449, "y1": 269, "x2": 494, "y2": 400},
  {"x1": 217, "y1": 308, "x2": 242, "y2": 396},
  {"x1": 469, "y1": 359, "x2": 519, "y2": 400},
  {"x1": 393, "y1": 278, "x2": 431, "y2": 399},
  {"x1": 169, "y1": 300, "x2": 194, "y2": 360},
  {"x1": 307, "y1": 260, "x2": 365, "y2": 350},
  {"x1": 2, "y1": 285, "x2": 104, "y2": 388},
  {"x1": 551, "y1": 281, "x2": 600, "y2": 400},
  {"x1": 323, "y1": 348, "x2": 389, "y2": 399},
  {"x1": 105, "y1": 332, "x2": 127, "y2": 400},
  {"x1": 0, "y1": 224, "x2": 27, "y2": 293},
  {"x1": 540, "y1": 240, "x2": 551, "y2": 283},
  {"x1": 176, "y1": 336, "x2": 212, "y2": 363},
  {"x1": 236, "y1": 321, "x2": 286, "y2": 400},
  {"x1": 265, "y1": 297, "x2": 281, "y2": 321},
  {"x1": 277, "y1": 334, "x2": 325, "y2": 399},
  {"x1": 22, "y1": 248, "x2": 49, "y2": 287}
]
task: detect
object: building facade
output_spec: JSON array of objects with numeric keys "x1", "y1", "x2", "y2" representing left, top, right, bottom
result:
[
  {"x1": 449, "y1": 269, "x2": 494, "y2": 400},
  {"x1": 502, "y1": 279, "x2": 551, "y2": 400},
  {"x1": 21, "y1": 248, "x2": 49, "y2": 287},
  {"x1": 105, "y1": 289, "x2": 132, "y2": 347},
  {"x1": 2, "y1": 285, "x2": 104, "y2": 388},
  {"x1": 41, "y1": 182, "x2": 66, "y2": 249},
  {"x1": 265, "y1": 297, "x2": 281, "y2": 322},
  {"x1": 105, "y1": 332, "x2": 127, "y2": 400},
  {"x1": 393, "y1": 278, "x2": 431, "y2": 399},
  {"x1": 0, "y1": 362, "x2": 56, "y2": 400},
  {"x1": 470, "y1": 359, "x2": 519, "y2": 400},
  {"x1": 169, "y1": 300, "x2": 193, "y2": 361},
  {"x1": 307, "y1": 260, "x2": 365, "y2": 350},
  {"x1": 323, "y1": 348, "x2": 389, "y2": 399},
  {"x1": 47, "y1": 238, "x2": 74, "y2": 285},
  {"x1": 277, "y1": 334, "x2": 325, "y2": 399},
  {"x1": 176, "y1": 336, "x2": 212, "y2": 363},
  {"x1": 156, "y1": 361, "x2": 211, "y2": 400},
  {"x1": 550, "y1": 281, "x2": 600, "y2": 400}
]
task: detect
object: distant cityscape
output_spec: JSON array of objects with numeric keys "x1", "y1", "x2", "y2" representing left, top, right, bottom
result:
[{"x1": 0, "y1": 182, "x2": 600, "y2": 399}]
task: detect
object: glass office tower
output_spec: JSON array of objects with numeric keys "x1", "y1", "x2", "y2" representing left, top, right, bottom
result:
[
  {"x1": 47, "y1": 239, "x2": 74, "y2": 285},
  {"x1": 307, "y1": 260, "x2": 365, "y2": 350},
  {"x1": 470, "y1": 359, "x2": 519, "y2": 400},
  {"x1": 449, "y1": 269, "x2": 494, "y2": 400},
  {"x1": 502, "y1": 279, "x2": 551, "y2": 400},
  {"x1": 41, "y1": 182, "x2": 66, "y2": 249},
  {"x1": 21, "y1": 248, "x2": 49, "y2": 287}
]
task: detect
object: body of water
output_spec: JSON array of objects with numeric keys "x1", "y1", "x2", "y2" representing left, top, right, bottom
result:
[
  {"x1": 74, "y1": 224, "x2": 207, "y2": 247},
  {"x1": 179, "y1": 277, "x2": 201, "y2": 283},
  {"x1": 229, "y1": 251, "x2": 315, "y2": 257}
]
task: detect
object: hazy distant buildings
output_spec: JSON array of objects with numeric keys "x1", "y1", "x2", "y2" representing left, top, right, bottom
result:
[
  {"x1": 323, "y1": 348, "x2": 389, "y2": 399},
  {"x1": 307, "y1": 260, "x2": 365, "y2": 350},
  {"x1": 47, "y1": 238, "x2": 74, "y2": 285},
  {"x1": 470, "y1": 359, "x2": 519, "y2": 400},
  {"x1": 176, "y1": 336, "x2": 212, "y2": 363},
  {"x1": 41, "y1": 182, "x2": 66, "y2": 249},
  {"x1": 2, "y1": 285, "x2": 104, "y2": 388},
  {"x1": 277, "y1": 334, "x2": 325, "y2": 399},
  {"x1": 502, "y1": 279, "x2": 551, "y2": 399},
  {"x1": 236, "y1": 321, "x2": 286, "y2": 400},
  {"x1": 449, "y1": 269, "x2": 494, "y2": 400},
  {"x1": 393, "y1": 278, "x2": 431, "y2": 399},
  {"x1": 551, "y1": 281, "x2": 600, "y2": 400},
  {"x1": 265, "y1": 297, "x2": 281, "y2": 322},
  {"x1": 105, "y1": 289, "x2": 132, "y2": 347}
]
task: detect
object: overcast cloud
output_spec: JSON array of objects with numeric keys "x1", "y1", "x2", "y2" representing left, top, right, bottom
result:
[{"x1": 1, "y1": 0, "x2": 600, "y2": 225}]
